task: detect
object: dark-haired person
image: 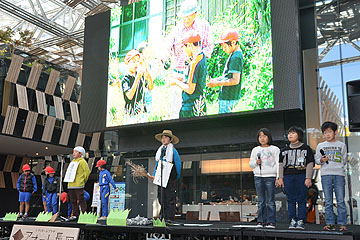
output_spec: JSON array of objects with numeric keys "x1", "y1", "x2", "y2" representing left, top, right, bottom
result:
[
  {"x1": 148, "y1": 130, "x2": 181, "y2": 221},
  {"x1": 276, "y1": 126, "x2": 314, "y2": 230},
  {"x1": 249, "y1": 128, "x2": 280, "y2": 228},
  {"x1": 315, "y1": 121, "x2": 347, "y2": 231},
  {"x1": 170, "y1": 31, "x2": 207, "y2": 118},
  {"x1": 207, "y1": 29, "x2": 243, "y2": 113}
]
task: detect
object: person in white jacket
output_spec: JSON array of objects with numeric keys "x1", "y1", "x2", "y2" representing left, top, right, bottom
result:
[{"x1": 249, "y1": 128, "x2": 280, "y2": 228}]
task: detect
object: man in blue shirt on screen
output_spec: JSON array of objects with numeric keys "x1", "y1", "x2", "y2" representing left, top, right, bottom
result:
[{"x1": 207, "y1": 29, "x2": 244, "y2": 114}]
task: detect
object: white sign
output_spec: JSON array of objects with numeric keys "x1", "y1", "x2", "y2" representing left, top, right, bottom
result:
[
  {"x1": 153, "y1": 161, "x2": 173, "y2": 188},
  {"x1": 91, "y1": 182, "x2": 101, "y2": 207},
  {"x1": 11, "y1": 224, "x2": 79, "y2": 240},
  {"x1": 63, "y1": 161, "x2": 79, "y2": 183}
]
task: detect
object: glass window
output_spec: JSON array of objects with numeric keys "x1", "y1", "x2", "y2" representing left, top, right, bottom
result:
[
  {"x1": 115, "y1": 0, "x2": 163, "y2": 56},
  {"x1": 120, "y1": 24, "x2": 133, "y2": 53},
  {"x1": 123, "y1": 4, "x2": 133, "y2": 23},
  {"x1": 304, "y1": 0, "x2": 360, "y2": 225},
  {"x1": 135, "y1": 0, "x2": 147, "y2": 19}
]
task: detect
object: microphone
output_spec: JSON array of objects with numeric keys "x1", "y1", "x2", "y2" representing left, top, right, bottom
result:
[
  {"x1": 257, "y1": 153, "x2": 261, "y2": 170},
  {"x1": 320, "y1": 149, "x2": 329, "y2": 164}
]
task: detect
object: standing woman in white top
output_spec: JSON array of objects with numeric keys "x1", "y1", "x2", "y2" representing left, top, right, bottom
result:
[{"x1": 249, "y1": 128, "x2": 280, "y2": 228}]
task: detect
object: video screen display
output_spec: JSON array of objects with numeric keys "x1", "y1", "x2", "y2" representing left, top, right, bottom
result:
[{"x1": 106, "y1": 0, "x2": 273, "y2": 127}]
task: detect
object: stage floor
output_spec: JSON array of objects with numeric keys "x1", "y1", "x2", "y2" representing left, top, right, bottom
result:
[{"x1": 1, "y1": 218, "x2": 360, "y2": 240}]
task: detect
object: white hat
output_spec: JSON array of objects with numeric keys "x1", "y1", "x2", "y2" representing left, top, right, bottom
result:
[
  {"x1": 177, "y1": 0, "x2": 199, "y2": 17},
  {"x1": 74, "y1": 146, "x2": 86, "y2": 157}
]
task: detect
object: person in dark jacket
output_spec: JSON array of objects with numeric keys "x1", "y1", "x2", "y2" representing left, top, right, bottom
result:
[
  {"x1": 43, "y1": 166, "x2": 60, "y2": 214},
  {"x1": 17, "y1": 164, "x2": 37, "y2": 219}
]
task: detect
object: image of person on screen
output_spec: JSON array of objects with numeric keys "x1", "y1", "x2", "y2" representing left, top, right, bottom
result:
[
  {"x1": 170, "y1": 31, "x2": 207, "y2": 118},
  {"x1": 122, "y1": 49, "x2": 153, "y2": 119},
  {"x1": 149, "y1": 130, "x2": 181, "y2": 221},
  {"x1": 137, "y1": 41, "x2": 157, "y2": 114},
  {"x1": 207, "y1": 29, "x2": 244, "y2": 114},
  {"x1": 166, "y1": 0, "x2": 214, "y2": 119}
]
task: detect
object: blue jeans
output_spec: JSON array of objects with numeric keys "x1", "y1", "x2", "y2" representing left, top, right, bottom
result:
[
  {"x1": 46, "y1": 192, "x2": 58, "y2": 214},
  {"x1": 284, "y1": 174, "x2": 307, "y2": 221},
  {"x1": 219, "y1": 100, "x2": 238, "y2": 114},
  {"x1": 254, "y1": 177, "x2": 276, "y2": 224},
  {"x1": 321, "y1": 175, "x2": 347, "y2": 225}
]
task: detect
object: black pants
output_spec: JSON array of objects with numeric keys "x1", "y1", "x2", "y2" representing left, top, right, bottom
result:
[
  {"x1": 68, "y1": 189, "x2": 86, "y2": 217},
  {"x1": 157, "y1": 179, "x2": 177, "y2": 220}
]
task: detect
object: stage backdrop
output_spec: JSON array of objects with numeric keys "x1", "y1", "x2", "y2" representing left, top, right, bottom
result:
[{"x1": 81, "y1": 0, "x2": 302, "y2": 133}]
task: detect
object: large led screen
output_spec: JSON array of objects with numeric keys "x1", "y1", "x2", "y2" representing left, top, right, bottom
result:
[{"x1": 106, "y1": 0, "x2": 273, "y2": 127}]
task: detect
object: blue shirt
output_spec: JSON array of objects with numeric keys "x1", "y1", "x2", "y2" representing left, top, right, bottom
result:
[
  {"x1": 153, "y1": 148, "x2": 181, "y2": 181},
  {"x1": 99, "y1": 169, "x2": 117, "y2": 189}
]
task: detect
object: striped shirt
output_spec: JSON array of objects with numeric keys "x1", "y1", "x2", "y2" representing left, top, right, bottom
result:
[{"x1": 167, "y1": 19, "x2": 214, "y2": 71}]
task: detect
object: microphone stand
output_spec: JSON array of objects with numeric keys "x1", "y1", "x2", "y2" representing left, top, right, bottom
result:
[
  {"x1": 58, "y1": 155, "x2": 64, "y2": 218},
  {"x1": 161, "y1": 154, "x2": 164, "y2": 220}
]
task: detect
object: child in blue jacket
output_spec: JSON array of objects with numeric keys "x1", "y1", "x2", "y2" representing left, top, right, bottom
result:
[
  {"x1": 43, "y1": 166, "x2": 60, "y2": 214},
  {"x1": 17, "y1": 164, "x2": 37, "y2": 219},
  {"x1": 96, "y1": 159, "x2": 118, "y2": 220}
]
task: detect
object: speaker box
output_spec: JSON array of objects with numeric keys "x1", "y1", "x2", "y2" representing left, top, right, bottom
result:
[{"x1": 347, "y1": 80, "x2": 360, "y2": 131}]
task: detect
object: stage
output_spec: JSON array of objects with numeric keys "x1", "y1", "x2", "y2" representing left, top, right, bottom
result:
[{"x1": 1, "y1": 219, "x2": 360, "y2": 240}]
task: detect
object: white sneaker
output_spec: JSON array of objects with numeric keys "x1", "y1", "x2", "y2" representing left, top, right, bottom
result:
[
  {"x1": 98, "y1": 216, "x2": 107, "y2": 221},
  {"x1": 289, "y1": 218, "x2": 297, "y2": 229}
]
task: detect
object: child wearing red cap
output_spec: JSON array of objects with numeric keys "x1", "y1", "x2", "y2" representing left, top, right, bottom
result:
[
  {"x1": 17, "y1": 164, "x2": 37, "y2": 218},
  {"x1": 170, "y1": 30, "x2": 207, "y2": 118},
  {"x1": 207, "y1": 29, "x2": 244, "y2": 113},
  {"x1": 43, "y1": 166, "x2": 60, "y2": 214},
  {"x1": 96, "y1": 160, "x2": 118, "y2": 220}
]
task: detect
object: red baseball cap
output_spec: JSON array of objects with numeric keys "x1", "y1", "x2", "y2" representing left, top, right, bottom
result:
[
  {"x1": 96, "y1": 159, "x2": 107, "y2": 168},
  {"x1": 45, "y1": 166, "x2": 55, "y2": 174},
  {"x1": 60, "y1": 192, "x2": 67, "y2": 203},
  {"x1": 22, "y1": 164, "x2": 30, "y2": 172},
  {"x1": 182, "y1": 31, "x2": 201, "y2": 45},
  {"x1": 124, "y1": 50, "x2": 140, "y2": 63},
  {"x1": 216, "y1": 29, "x2": 239, "y2": 44}
]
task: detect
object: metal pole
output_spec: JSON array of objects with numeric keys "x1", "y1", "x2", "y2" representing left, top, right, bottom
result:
[{"x1": 58, "y1": 155, "x2": 64, "y2": 214}]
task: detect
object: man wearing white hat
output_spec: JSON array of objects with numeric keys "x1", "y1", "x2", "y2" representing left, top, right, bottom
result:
[
  {"x1": 149, "y1": 130, "x2": 181, "y2": 220},
  {"x1": 67, "y1": 146, "x2": 91, "y2": 220},
  {"x1": 166, "y1": 0, "x2": 214, "y2": 119}
]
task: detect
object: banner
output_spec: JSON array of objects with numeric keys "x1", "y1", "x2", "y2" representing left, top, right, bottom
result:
[
  {"x1": 109, "y1": 182, "x2": 126, "y2": 211},
  {"x1": 11, "y1": 225, "x2": 79, "y2": 240}
]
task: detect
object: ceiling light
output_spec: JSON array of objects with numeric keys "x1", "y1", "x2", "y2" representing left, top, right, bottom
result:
[
  {"x1": 45, "y1": 146, "x2": 49, "y2": 150},
  {"x1": 35, "y1": 152, "x2": 39, "y2": 156}
]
